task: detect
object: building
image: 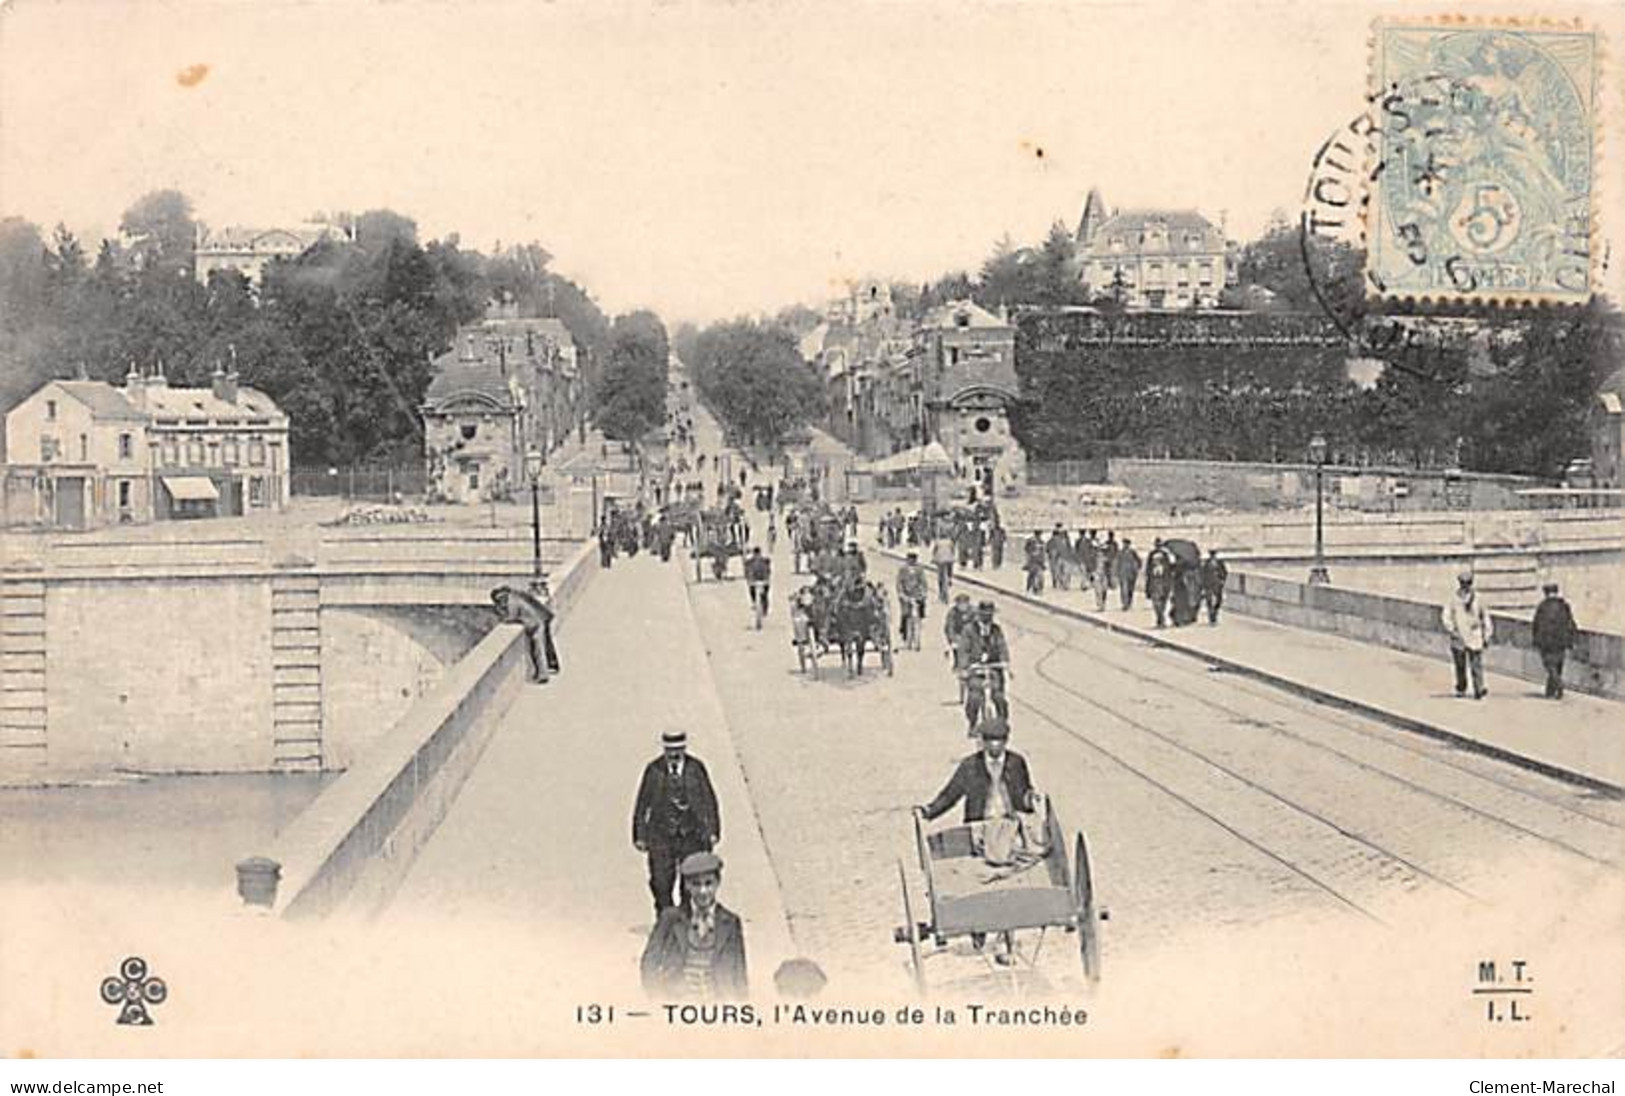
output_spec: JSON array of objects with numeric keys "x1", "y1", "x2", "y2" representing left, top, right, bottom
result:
[
  {"x1": 421, "y1": 302, "x2": 582, "y2": 504},
  {"x1": 194, "y1": 222, "x2": 352, "y2": 286},
  {"x1": 811, "y1": 292, "x2": 1027, "y2": 495},
  {"x1": 1074, "y1": 187, "x2": 1229, "y2": 309},
  {"x1": 2, "y1": 367, "x2": 291, "y2": 528}
]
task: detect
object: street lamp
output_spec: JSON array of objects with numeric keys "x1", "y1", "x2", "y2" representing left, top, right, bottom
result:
[
  {"x1": 1307, "y1": 433, "x2": 1330, "y2": 585},
  {"x1": 525, "y1": 447, "x2": 545, "y2": 584}
]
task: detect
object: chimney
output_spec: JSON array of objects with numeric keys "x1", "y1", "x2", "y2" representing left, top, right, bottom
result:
[
  {"x1": 124, "y1": 361, "x2": 146, "y2": 410},
  {"x1": 212, "y1": 363, "x2": 238, "y2": 403},
  {"x1": 149, "y1": 361, "x2": 168, "y2": 388}
]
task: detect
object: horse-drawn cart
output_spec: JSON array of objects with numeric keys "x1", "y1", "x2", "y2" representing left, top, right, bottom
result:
[{"x1": 691, "y1": 507, "x2": 744, "y2": 581}]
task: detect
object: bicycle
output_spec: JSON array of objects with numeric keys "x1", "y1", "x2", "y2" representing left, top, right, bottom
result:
[
  {"x1": 899, "y1": 596, "x2": 924, "y2": 651},
  {"x1": 960, "y1": 660, "x2": 1012, "y2": 736}
]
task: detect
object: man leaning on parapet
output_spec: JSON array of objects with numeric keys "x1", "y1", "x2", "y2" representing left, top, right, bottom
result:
[{"x1": 1442, "y1": 571, "x2": 1493, "y2": 700}]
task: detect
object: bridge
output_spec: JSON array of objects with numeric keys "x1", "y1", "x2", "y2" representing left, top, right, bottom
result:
[{"x1": 0, "y1": 528, "x2": 583, "y2": 779}]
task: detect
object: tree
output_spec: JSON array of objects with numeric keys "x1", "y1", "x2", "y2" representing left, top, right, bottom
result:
[
  {"x1": 119, "y1": 190, "x2": 197, "y2": 279},
  {"x1": 592, "y1": 311, "x2": 669, "y2": 443},
  {"x1": 686, "y1": 319, "x2": 825, "y2": 452}
]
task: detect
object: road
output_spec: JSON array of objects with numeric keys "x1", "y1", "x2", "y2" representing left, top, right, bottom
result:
[{"x1": 640, "y1": 377, "x2": 1625, "y2": 1043}]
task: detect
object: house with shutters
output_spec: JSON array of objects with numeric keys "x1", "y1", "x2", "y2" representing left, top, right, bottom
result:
[{"x1": 2, "y1": 366, "x2": 290, "y2": 529}]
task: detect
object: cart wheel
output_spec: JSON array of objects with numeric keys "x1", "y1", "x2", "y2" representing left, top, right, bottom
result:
[
  {"x1": 1074, "y1": 833, "x2": 1101, "y2": 985},
  {"x1": 898, "y1": 859, "x2": 926, "y2": 995}
]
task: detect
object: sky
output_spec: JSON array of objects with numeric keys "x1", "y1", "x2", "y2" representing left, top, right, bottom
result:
[{"x1": 1, "y1": 0, "x2": 1620, "y2": 324}]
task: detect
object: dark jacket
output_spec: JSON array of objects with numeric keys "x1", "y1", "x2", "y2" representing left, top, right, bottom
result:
[
  {"x1": 1532, "y1": 596, "x2": 1579, "y2": 652},
  {"x1": 640, "y1": 903, "x2": 748, "y2": 999},
  {"x1": 632, "y1": 756, "x2": 720, "y2": 849},
  {"x1": 922, "y1": 749, "x2": 1035, "y2": 823},
  {"x1": 1115, "y1": 548, "x2": 1142, "y2": 583},
  {"x1": 1200, "y1": 558, "x2": 1229, "y2": 594},
  {"x1": 963, "y1": 622, "x2": 1010, "y2": 667}
]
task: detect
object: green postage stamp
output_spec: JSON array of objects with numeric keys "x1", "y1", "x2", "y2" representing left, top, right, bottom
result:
[{"x1": 1369, "y1": 20, "x2": 1599, "y2": 302}]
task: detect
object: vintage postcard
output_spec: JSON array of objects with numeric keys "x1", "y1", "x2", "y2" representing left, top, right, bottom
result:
[{"x1": 1, "y1": 0, "x2": 1622, "y2": 1061}]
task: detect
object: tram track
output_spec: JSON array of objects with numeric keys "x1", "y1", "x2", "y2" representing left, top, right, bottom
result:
[
  {"x1": 1001, "y1": 609, "x2": 1624, "y2": 874},
  {"x1": 867, "y1": 550, "x2": 1618, "y2": 930}
]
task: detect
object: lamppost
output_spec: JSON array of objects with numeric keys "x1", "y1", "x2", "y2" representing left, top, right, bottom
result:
[
  {"x1": 525, "y1": 447, "x2": 545, "y2": 585},
  {"x1": 1308, "y1": 433, "x2": 1330, "y2": 585}
]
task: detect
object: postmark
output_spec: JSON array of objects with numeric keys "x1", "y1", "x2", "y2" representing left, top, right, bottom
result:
[{"x1": 1368, "y1": 20, "x2": 1598, "y2": 303}]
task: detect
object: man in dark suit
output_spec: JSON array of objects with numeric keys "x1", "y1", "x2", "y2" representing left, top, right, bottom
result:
[
  {"x1": 640, "y1": 852, "x2": 748, "y2": 1000},
  {"x1": 632, "y1": 729, "x2": 721, "y2": 914},
  {"x1": 918, "y1": 717, "x2": 1035, "y2": 824}
]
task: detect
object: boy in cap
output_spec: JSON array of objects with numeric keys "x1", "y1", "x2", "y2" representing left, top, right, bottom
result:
[
  {"x1": 1442, "y1": 571, "x2": 1493, "y2": 699},
  {"x1": 640, "y1": 852, "x2": 748, "y2": 1000},
  {"x1": 632, "y1": 729, "x2": 721, "y2": 913},
  {"x1": 1532, "y1": 581, "x2": 1579, "y2": 699}
]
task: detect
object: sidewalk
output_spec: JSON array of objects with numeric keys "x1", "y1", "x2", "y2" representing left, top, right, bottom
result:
[
  {"x1": 388, "y1": 548, "x2": 796, "y2": 996},
  {"x1": 882, "y1": 546, "x2": 1625, "y2": 795}
]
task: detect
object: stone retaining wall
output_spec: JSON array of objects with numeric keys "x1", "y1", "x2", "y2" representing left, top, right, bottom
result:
[{"x1": 1227, "y1": 571, "x2": 1623, "y2": 700}]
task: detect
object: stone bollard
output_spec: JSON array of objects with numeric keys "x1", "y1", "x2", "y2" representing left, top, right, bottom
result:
[{"x1": 236, "y1": 856, "x2": 282, "y2": 909}]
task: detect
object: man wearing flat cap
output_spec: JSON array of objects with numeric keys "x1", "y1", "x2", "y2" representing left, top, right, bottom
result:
[
  {"x1": 1532, "y1": 581, "x2": 1579, "y2": 700},
  {"x1": 918, "y1": 717, "x2": 1036, "y2": 825},
  {"x1": 639, "y1": 851, "x2": 748, "y2": 1000},
  {"x1": 632, "y1": 729, "x2": 721, "y2": 914}
]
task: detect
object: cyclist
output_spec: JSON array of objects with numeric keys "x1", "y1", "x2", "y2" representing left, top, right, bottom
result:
[
  {"x1": 895, "y1": 551, "x2": 929, "y2": 649},
  {"x1": 961, "y1": 601, "x2": 1012, "y2": 731},
  {"x1": 744, "y1": 547, "x2": 772, "y2": 623}
]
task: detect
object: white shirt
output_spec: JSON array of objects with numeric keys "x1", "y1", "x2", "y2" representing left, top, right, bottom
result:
[{"x1": 983, "y1": 752, "x2": 1012, "y2": 819}]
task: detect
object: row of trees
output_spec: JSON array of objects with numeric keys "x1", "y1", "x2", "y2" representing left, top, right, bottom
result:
[
  {"x1": 0, "y1": 191, "x2": 616, "y2": 466},
  {"x1": 673, "y1": 320, "x2": 826, "y2": 452}
]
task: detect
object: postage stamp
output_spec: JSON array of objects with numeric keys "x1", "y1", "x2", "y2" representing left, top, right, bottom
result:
[{"x1": 1368, "y1": 20, "x2": 1599, "y2": 303}]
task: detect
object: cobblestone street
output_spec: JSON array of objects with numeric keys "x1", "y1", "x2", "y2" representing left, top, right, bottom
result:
[{"x1": 684, "y1": 525, "x2": 1625, "y2": 1020}]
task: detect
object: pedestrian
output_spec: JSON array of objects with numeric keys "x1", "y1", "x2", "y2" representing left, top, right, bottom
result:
[
  {"x1": 917, "y1": 716, "x2": 1037, "y2": 966},
  {"x1": 1145, "y1": 540, "x2": 1173, "y2": 628},
  {"x1": 639, "y1": 851, "x2": 749, "y2": 1001},
  {"x1": 1115, "y1": 538, "x2": 1141, "y2": 611},
  {"x1": 1102, "y1": 532, "x2": 1119, "y2": 583},
  {"x1": 1532, "y1": 581, "x2": 1579, "y2": 700},
  {"x1": 1442, "y1": 571, "x2": 1493, "y2": 699},
  {"x1": 632, "y1": 729, "x2": 721, "y2": 914},
  {"x1": 970, "y1": 521, "x2": 986, "y2": 570},
  {"x1": 1200, "y1": 549, "x2": 1229, "y2": 625},
  {"x1": 989, "y1": 522, "x2": 1007, "y2": 569},
  {"x1": 931, "y1": 531, "x2": 957, "y2": 604},
  {"x1": 1091, "y1": 553, "x2": 1110, "y2": 611},
  {"x1": 489, "y1": 585, "x2": 556, "y2": 683},
  {"x1": 1077, "y1": 530, "x2": 1098, "y2": 591},
  {"x1": 597, "y1": 513, "x2": 615, "y2": 569},
  {"x1": 1023, "y1": 533, "x2": 1047, "y2": 595},
  {"x1": 1047, "y1": 525, "x2": 1073, "y2": 591}
]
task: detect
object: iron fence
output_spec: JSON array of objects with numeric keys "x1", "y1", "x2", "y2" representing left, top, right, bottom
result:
[{"x1": 291, "y1": 464, "x2": 429, "y2": 500}]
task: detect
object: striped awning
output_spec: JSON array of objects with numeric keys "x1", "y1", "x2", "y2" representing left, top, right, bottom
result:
[{"x1": 162, "y1": 476, "x2": 220, "y2": 502}]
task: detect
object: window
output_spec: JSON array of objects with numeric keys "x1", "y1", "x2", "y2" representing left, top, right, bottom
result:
[
  {"x1": 118, "y1": 433, "x2": 133, "y2": 460},
  {"x1": 974, "y1": 416, "x2": 993, "y2": 434},
  {"x1": 461, "y1": 423, "x2": 478, "y2": 441},
  {"x1": 223, "y1": 438, "x2": 240, "y2": 465},
  {"x1": 186, "y1": 438, "x2": 205, "y2": 466},
  {"x1": 79, "y1": 434, "x2": 89, "y2": 461},
  {"x1": 207, "y1": 442, "x2": 220, "y2": 467},
  {"x1": 468, "y1": 470, "x2": 480, "y2": 490},
  {"x1": 247, "y1": 439, "x2": 266, "y2": 466},
  {"x1": 117, "y1": 480, "x2": 132, "y2": 509},
  {"x1": 39, "y1": 436, "x2": 58, "y2": 462},
  {"x1": 1199, "y1": 262, "x2": 1215, "y2": 286},
  {"x1": 45, "y1": 399, "x2": 57, "y2": 422},
  {"x1": 248, "y1": 477, "x2": 264, "y2": 506},
  {"x1": 161, "y1": 438, "x2": 178, "y2": 466}
]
